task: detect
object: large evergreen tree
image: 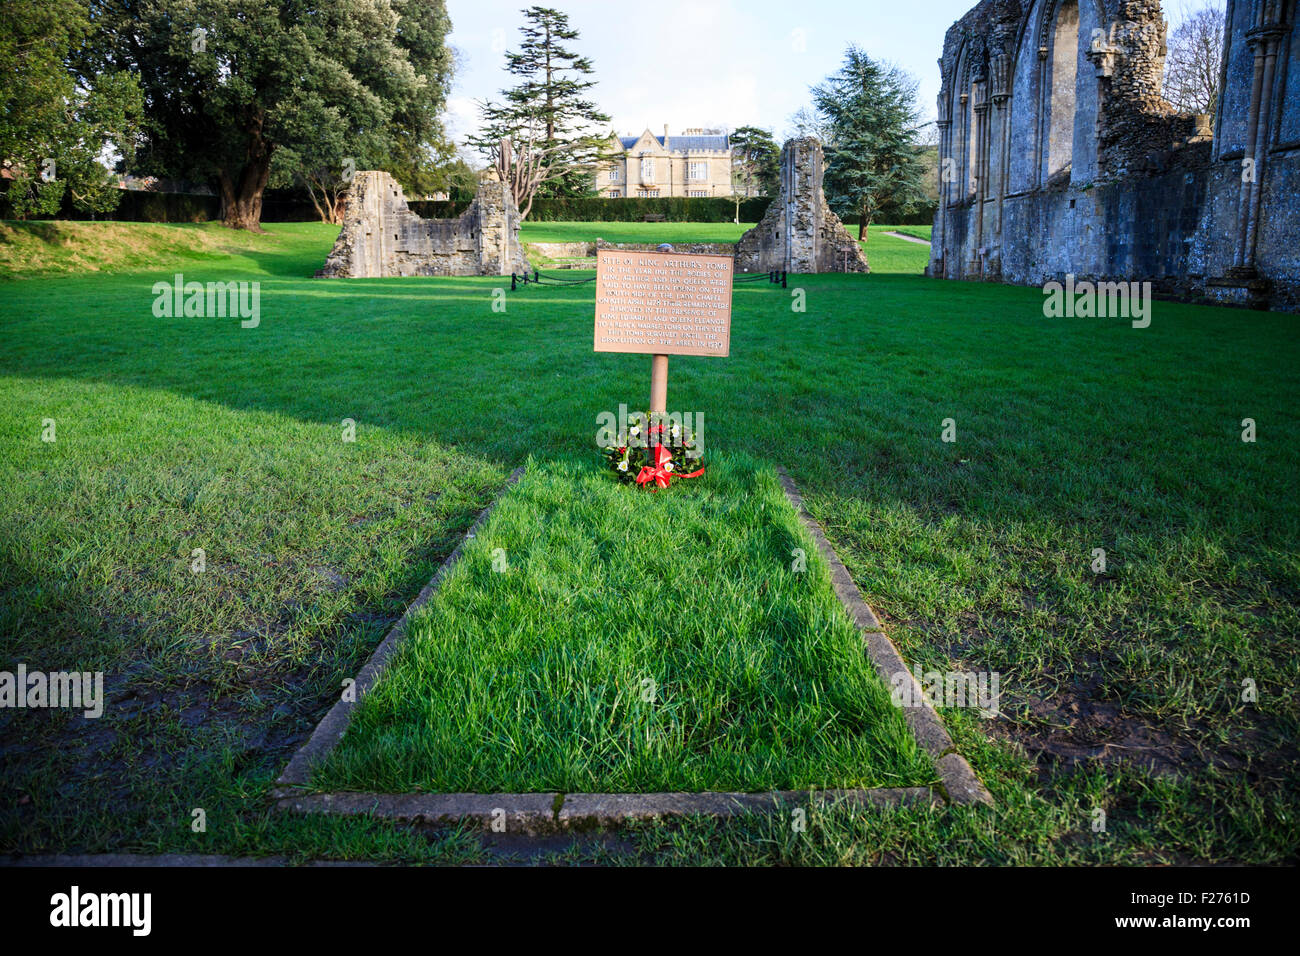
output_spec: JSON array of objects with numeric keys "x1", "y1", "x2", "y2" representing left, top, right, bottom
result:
[
  {"x1": 79, "y1": 0, "x2": 454, "y2": 231},
  {"x1": 0, "y1": 0, "x2": 142, "y2": 218},
  {"x1": 468, "y1": 6, "x2": 610, "y2": 215},
  {"x1": 269, "y1": 0, "x2": 456, "y2": 223},
  {"x1": 730, "y1": 125, "x2": 780, "y2": 198},
  {"x1": 810, "y1": 46, "x2": 928, "y2": 240}
]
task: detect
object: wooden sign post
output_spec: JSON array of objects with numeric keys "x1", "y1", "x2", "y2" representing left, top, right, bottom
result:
[
  {"x1": 649, "y1": 354, "x2": 669, "y2": 414},
  {"x1": 594, "y1": 249, "x2": 734, "y2": 416}
]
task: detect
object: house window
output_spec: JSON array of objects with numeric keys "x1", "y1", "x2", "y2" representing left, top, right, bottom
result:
[
  {"x1": 687, "y1": 190, "x2": 707, "y2": 197},
  {"x1": 640, "y1": 158, "x2": 655, "y2": 182},
  {"x1": 609, "y1": 189, "x2": 622, "y2": 198},
  {"x1": 609, "y1": 167, "x2": 621, "y2": 182},
  {"x1": 688, "y1": 161, "x2": 707, "y2": 181},
  {"x1": 636, "y1": 188, "x2": 660, "y2": 198}
]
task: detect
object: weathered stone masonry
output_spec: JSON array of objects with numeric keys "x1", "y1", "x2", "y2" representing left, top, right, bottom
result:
[
  {"x1": 317, "y1": 170, "x2": 530, "y2": 278},
  {"x1": 931, "y1": 0, "x2": 1299, "y2": 311},
  {"x1": 735, "y1": 138, "x2": 869, "y2": 274}
]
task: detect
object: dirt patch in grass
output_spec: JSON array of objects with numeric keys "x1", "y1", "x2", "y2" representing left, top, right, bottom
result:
[
  {"x1": 989, "y1": 685, "x2": 1204, "y2": 774},
  {"x1": 960, "y1": 658, "x2": 1298, "y2": 797}
]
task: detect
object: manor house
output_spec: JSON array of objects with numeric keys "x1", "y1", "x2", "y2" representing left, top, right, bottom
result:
[{"x1": 598, "y1": 126, "x2": 734, "y2": 198}]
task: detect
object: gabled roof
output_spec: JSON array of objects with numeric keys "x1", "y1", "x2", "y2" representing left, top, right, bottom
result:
[
  {"x1": 665, "y1": 135, "x2": 730, "y2": 152},
  {"x1": 618, "y1": 130, "x2": 730, "y2": 153},
  {"x1": 621, "y1": 128, "x2": 665, "y2": 151}
]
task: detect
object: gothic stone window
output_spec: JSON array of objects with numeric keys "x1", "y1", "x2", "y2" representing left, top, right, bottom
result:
[{"x1": 1047, "y1": 0, "x2": 1079, "y2": 180}]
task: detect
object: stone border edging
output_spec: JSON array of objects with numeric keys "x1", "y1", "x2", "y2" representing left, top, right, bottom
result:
[
  {"x1": 274, "y1": 465, "x2": 527, "y2": 793},
  {"x1": 273, "y1": 461, "x2": 991, "y2": 831},
  {"x1": 774, "y1": 467, "x2": 993, "y2": 807},
  {"x1": 278, "y1": 787, "x2": 940, "y2": 834}
]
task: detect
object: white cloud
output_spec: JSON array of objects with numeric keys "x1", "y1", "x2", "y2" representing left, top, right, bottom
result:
[{"x1": 444, "y1": 95, "x2": 481, "y2": 145}]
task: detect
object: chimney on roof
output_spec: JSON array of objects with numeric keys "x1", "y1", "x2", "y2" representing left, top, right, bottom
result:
[{"x1": 664, "y1": 124, "x2": 669, "y2": 138}]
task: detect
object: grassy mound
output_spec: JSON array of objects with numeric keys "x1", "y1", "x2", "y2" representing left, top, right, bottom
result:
[
  {"x1": 313, "y1": 455, "x2": 932, "y2": 794},
  {"x1": 0, "y1": 220, "x2": 340, "y2": 279}
]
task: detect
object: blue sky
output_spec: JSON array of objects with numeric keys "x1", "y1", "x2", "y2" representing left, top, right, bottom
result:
[
  {"x1": 444, "y1": 0, "x2": 980, "y2": 150},
  {"x1": 444, "y1": 1, "x2": 1206, "y2": 154}
]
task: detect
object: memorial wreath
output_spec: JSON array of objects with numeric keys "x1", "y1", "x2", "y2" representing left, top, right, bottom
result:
[{"x1": 603, "y1": 416, "x2": 705, "y2": 490}]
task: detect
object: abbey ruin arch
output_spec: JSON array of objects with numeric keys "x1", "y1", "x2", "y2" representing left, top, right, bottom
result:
[{"x1": 932, "y1": 0, "x2": 1299, "y2": 311}]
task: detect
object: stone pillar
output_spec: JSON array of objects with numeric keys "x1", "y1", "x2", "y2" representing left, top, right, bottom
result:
[
  {"x1": 990, "y1": 52, "x2": 1012, "y2": 279},
  {"x1": 1233, "y1": 4, "x2": 1290, "y2": 273},
  {"x1": 475, "y1": 169, "x2": 520, "y2": 276},
  {"x1": 934, "y1": 90, "x2": 953, "y2": 279},
  {"x1": 969, "y1": 81, "x2": 990, "y2": 277},
  {"x1": 734, "y1": 137, "x2": 868, "y2": 273},
  {"x1": 1034, "y1": 45, "x2": 1049, "y2": 188}
]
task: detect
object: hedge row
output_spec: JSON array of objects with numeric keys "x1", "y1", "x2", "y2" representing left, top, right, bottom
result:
[
  {"x1": 0, "y1": 187, "x2": 321, "y2": 223},
  {"x1": 522, "y1": 196, "x2": 774, "y2": 222},
  {"x1": 2, "y1": 185, "x2": 937, "y2": 227},
  {"x1": 475, "y1": 195, "x2": 935, "y2": 226},
  {"x1": 407, "y1": 200, "x2": 471, "y2": 219},
  {"x1": 406, "y1": 196, "x2": 773, "y2": 222}
]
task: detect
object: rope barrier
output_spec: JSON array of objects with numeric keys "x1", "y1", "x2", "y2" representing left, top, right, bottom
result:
[{"x1": 510, "y1": 269, "x2": 788, "y2": 290}]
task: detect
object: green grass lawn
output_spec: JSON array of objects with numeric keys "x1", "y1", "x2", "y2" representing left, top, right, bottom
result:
[
  {"x1": 517, "y1": 220, "x2": 929, "y2": 274},
  {"x1": 887, "y1": 225, "x2": 933, "y2": 242},
  {"x1": 1, "y1": 218, "x2": 1297, "y2": 864},
  {"x1": 313, "y1": 455, "x2": 932, "y2": 794}
]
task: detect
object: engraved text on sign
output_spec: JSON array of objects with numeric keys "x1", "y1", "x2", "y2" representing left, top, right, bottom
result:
[{"x1": 593, "y1": 249, "x2": 733, "y2": 357}]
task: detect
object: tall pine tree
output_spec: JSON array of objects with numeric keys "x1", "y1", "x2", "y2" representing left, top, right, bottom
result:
[
  {"x1": 811, "y1": 47, "x2": 927, "y2": 240},
  {"x1": 468, "y1": 6, "x2": 610, "y2": 213}
]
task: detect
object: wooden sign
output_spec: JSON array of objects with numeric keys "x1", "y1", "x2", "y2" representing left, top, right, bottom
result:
[{"x1": 594, "y1": 249, "x2": 733, "y2": 357}]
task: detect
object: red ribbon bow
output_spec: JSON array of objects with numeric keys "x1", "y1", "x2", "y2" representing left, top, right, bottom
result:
[{"x1": 635, "y1": 441, "x2": 705, "y2": 491}]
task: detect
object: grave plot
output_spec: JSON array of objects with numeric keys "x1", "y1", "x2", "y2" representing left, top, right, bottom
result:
[{"x1": 282, "y1": 455, "x2": 940, "y2": 807}]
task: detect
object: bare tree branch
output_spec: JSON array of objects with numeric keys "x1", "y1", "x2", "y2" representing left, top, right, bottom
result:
[{"x1": 1164, "y1": 4, "x2": 1226, "y2": 114}]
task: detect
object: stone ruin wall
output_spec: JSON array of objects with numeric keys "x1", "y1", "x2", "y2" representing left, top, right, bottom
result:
[
  {"x1": 317, "y1": 170, "x2": 530, "y2": 278},
  {"x1": 735, "y1": 138, "x2": 870, "y2": 274},
  {"x1": 324, "y1": 140, "x2": 864, "y2": 279},
  {"x1": 932, "y1": 0, "x2": 1300, "y2": 311}
]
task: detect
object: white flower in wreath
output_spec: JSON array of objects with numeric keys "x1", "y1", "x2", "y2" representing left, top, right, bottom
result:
[
  {"x1": 617, "y1": 460, "x2": 628, "y2": 472},
  {"x1": 664, "y1": 461, "x2": 674, "y2": 472}
]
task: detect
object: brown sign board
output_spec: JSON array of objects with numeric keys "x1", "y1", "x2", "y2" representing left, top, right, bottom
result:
[{"x1": 593, "y1": 249, "x2": 733, "y2": 357}]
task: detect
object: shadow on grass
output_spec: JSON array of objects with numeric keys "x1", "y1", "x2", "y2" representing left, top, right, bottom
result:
[{"x1": 2, "y1": 248, "x2": 1298, "y2": 855}]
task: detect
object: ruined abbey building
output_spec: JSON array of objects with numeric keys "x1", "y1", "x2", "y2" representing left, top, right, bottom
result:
[
  {"x1": 931, "y1": 0, "x2": 1299, "y2": 311},
  {"x1": 317, "y1": 169, "x2": 530, "y2": 278}
]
